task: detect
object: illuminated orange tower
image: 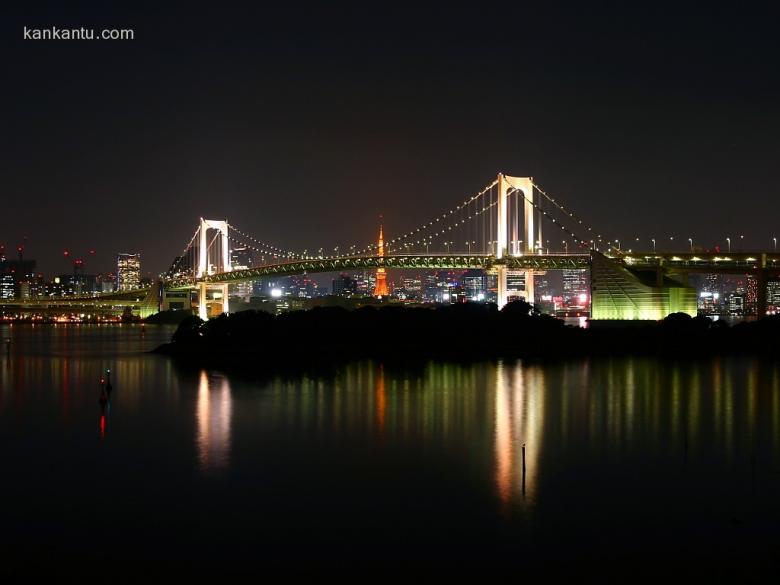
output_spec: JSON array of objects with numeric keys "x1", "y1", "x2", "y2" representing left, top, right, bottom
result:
[{"x1": 374, "y1": 220, "x2": 389, "y2": 297}]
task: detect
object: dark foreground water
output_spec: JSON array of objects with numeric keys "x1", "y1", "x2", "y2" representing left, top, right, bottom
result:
[{"x1": 1, "y1": 324, "x2": 779, "y2": 581}]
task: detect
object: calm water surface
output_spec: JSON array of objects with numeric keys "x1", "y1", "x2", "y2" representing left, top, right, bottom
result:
[{"x1": 1, "y1": 324, "x2": 779, "y2": 580}]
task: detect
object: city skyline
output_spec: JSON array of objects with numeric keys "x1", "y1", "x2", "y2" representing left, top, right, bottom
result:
[{"x1": 3, "y1": 3, "x2": 780, "y2": 276}]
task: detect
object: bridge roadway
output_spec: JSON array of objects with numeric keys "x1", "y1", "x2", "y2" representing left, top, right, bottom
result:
[
  {"x1": 619, "y1": 251, "x2": 780, "y2": 273},
  {"x1": 197, "y1": 250, "x2": 780, "y2": 284},
  {"x1": 199, "y1": 253, "x2": 592, "y2": 284},
  {"x1": 0, "y1": 286, "x2": 157, "y2": 317}
]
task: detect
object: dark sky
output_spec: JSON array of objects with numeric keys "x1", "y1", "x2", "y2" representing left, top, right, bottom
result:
[{"x1": 3, "y1": 1, "x2": 780, "y2": 277}]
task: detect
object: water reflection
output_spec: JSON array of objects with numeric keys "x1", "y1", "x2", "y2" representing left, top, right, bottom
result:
[
  {"x1": 495, "y1": 362, "x2": 544, "y2": 507},
  {"x1": 3, "y1": 322, "x2": 780, "y2": 541},
  {"x1": 196, "y1": 370, "x2": 233, "y2": 473}
]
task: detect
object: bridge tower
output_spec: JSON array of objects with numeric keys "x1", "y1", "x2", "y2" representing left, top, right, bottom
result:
[
  {"x1": 197, "y1": 218, "x2": 232, "y2": 320},
  {"x1": 496, "y1": 174, "x2": 539, "y2": 308},
  {"x1": 374, "y1": 222, "x2": 389, "y2": 297}
]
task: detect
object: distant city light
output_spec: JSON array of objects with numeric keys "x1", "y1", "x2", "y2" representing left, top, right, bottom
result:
[{"x1": 271, "y1": 288, "x2": 282, "y2": 298}]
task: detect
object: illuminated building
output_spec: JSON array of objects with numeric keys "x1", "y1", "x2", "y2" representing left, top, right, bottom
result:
[
  {"x1": 768, "y1": 280, "x2": 780, "y2": 314},
  {"x1": 332, "y1": 273, "x2": 357, "y2": 296},
  {"x1": 697, "y1": 291, "x2": 720, "y2": 315},
  {"x1": 562, "y1": 269, "x2": 589, "y2": 307},
  {"x1": 0, "y1": 274, "x2": 13, "y2": 299},
  {"x1": 590, "y1": 252, "x2": 696, "y2": 319},
  {"x1": 288, "y1": 275, "x2": 318, "y2": 298},
  {"x1": 534, "y1": 272, "x2": 552, "y2": 298},
  {"x1": 746, "y1": 275, "x2": 758, "y2": 315},
  {"x1": 117, "y1": 253, "x2": 141, "y2": 291},
  {"x1": 97, "y1": 273, "x2": 117, "y2": 293},
  {"x1": 0, "y1": 258, "x2": 37, "y2": 299},
  {"x1": 398, "y1": 277, "x2": 423, "y2": 300},
  {"x1": 462, "y1": 270, "x2": 486, "y2": 301},
  {"x1": 230, "y1": 246, "x2": 254, "y2": 302},
  {"x1": 373, "y1": 223, "x2": 389, "y2": 297},
  {"x1": 728, "y1": 293, "x2": 744, "y2": 315}
]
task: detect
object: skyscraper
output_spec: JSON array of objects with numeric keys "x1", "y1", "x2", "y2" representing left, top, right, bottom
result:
[
  {"x1": 230, "y1": 246, "x2": 254, "y2": 302},
  {"x1": 562, "y1": 269, "x2": 589, "y2": 307},
  {"x1": 116, "y1": 253, "x2": 141, "y2": 291}
]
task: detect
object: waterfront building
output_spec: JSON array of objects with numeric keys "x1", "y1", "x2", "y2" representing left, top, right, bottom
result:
[
  {"x1": 117, "y1": 253, "x2": 141, "y2": 291},
  {"x1": 462, "y1": 270, "x2": 486, "y2": 301},
  {"x1": 230, "y1": 246, "x2": 254, "y2": 302},
  {"x1": 562, "y1": 269, "x2": 589, "y2": 307}
]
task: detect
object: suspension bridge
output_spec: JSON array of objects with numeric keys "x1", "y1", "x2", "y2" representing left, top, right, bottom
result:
[{"x1": 3, "y1": 172, "x2": 779, "y2": 320}]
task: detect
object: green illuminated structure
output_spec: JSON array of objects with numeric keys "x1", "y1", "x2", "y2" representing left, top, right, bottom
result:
[{"x1": 590, "y1": 252, "x2": 697, "y2": 320}]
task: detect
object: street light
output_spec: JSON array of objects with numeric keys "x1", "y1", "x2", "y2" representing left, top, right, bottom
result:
[
  {"x1": 740, "y1": 235, "x2": 744, "y2": 251},
  {"x1": 651, "y1": 238, "x2": 656, "y2": 253},
  {"x1": 688, "y1": 238, "x2": 693, "y2": 252},
  {"x1": 726, "y1": 237, "x2": 730, "y2": 252},
  {"x1": 615, "y1": 239, "x2": 621, "y2": 251},
  {"x1": 774, "y1": 237, "x2": 777, "y2": 252},
  {"x1": 562, "y1": 240, "x2": 568, "y2": 254},
  {"x1": 466, "y1": 241, "x2": 472, "y2": 254}
]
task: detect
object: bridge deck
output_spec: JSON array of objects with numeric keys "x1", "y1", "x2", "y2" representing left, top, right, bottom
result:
[{"x1": 199, "y1": 254, "x2": 592, "y2": 284}]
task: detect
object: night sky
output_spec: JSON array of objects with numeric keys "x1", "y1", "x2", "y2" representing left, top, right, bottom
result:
[{"x1": 3, "y1": 2, "x2": 780, "y2": 277}]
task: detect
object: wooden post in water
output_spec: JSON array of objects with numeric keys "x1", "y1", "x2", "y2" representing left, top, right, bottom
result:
[{"x1": 522, "y1": 443, "x2": 527, "y2": 497}]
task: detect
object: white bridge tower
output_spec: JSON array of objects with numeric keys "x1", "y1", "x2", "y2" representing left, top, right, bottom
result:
[
  {"x1": 495, "y1": 174, "x2": 541, "y2": 309},
  {"x1": 196, "y1": 218, "x2": 232, "y2": 320}
]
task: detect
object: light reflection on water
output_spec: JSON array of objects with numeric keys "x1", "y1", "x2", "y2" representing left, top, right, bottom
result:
[
  {"x1": 1, "y1": 324, "x2": 780, "y2": 575},
  {"x1": 197, "y1": 370, "x2": 232, "y2": 471}
]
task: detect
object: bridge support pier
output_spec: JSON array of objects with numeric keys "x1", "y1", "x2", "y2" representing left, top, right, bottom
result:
[
  {"x1": 497, "y1": 266, "x2": 508, "y2": 309},
  {"x1": 198, "y1": 283, "x2": 208, "y2": 320},
  {"x1": 524, "y1": 270, "x2": 535, "y2": 306},
  {"x1": 198, "y1": 283, "x2": 229, "y2": 320},
  {"x1": 496, "y1": 266, "x2": 535, "y2": 310}
]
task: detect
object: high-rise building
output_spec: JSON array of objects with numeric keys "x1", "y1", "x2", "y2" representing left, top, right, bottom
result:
[
  {"x1": 332, "y1": 273, "x2": 357, "y2": 296},
  {"x1": 768, "y1": 280, "x2": 780, "y2": 314},
  {"x1": 117, "y1": 253, "x2": 141, "y2": 291},
  {"x1": 462, "y1": 270, "x2": 486, "y2": 301},
  {"x1": 746, "y1": 275, "x2": 758, "y2": 315},
  {"x1": 230, "y1": 246, "x2": 254, "y2": 302},
  {"x1": 97, "y1": 273, "x2": 117, "y2": 293},
  {"x1": 562, "y1": 269, "x2": 589, "y2": 307},
  {"x1": 0, "y1": 274, "x2": 14, "y2": 299},
  {"x1": 355, "y1": 272, "x2": 376, "y2": 296}
]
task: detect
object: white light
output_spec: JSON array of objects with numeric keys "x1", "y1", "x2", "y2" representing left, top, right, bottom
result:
[
  {"x1": 477, "y1": 293, "x2": 485, "y2": 301},
  {"x1": 442, "y1": 293, "x2": 450, "y2": 301},
  {"x1": 271, "y1": 288, "x2": 282, "y2": 298}
]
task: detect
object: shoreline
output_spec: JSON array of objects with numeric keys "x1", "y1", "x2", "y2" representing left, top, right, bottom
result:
[{"x1": 153, "y1": 302, "x2": 780, "y2": 370}]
